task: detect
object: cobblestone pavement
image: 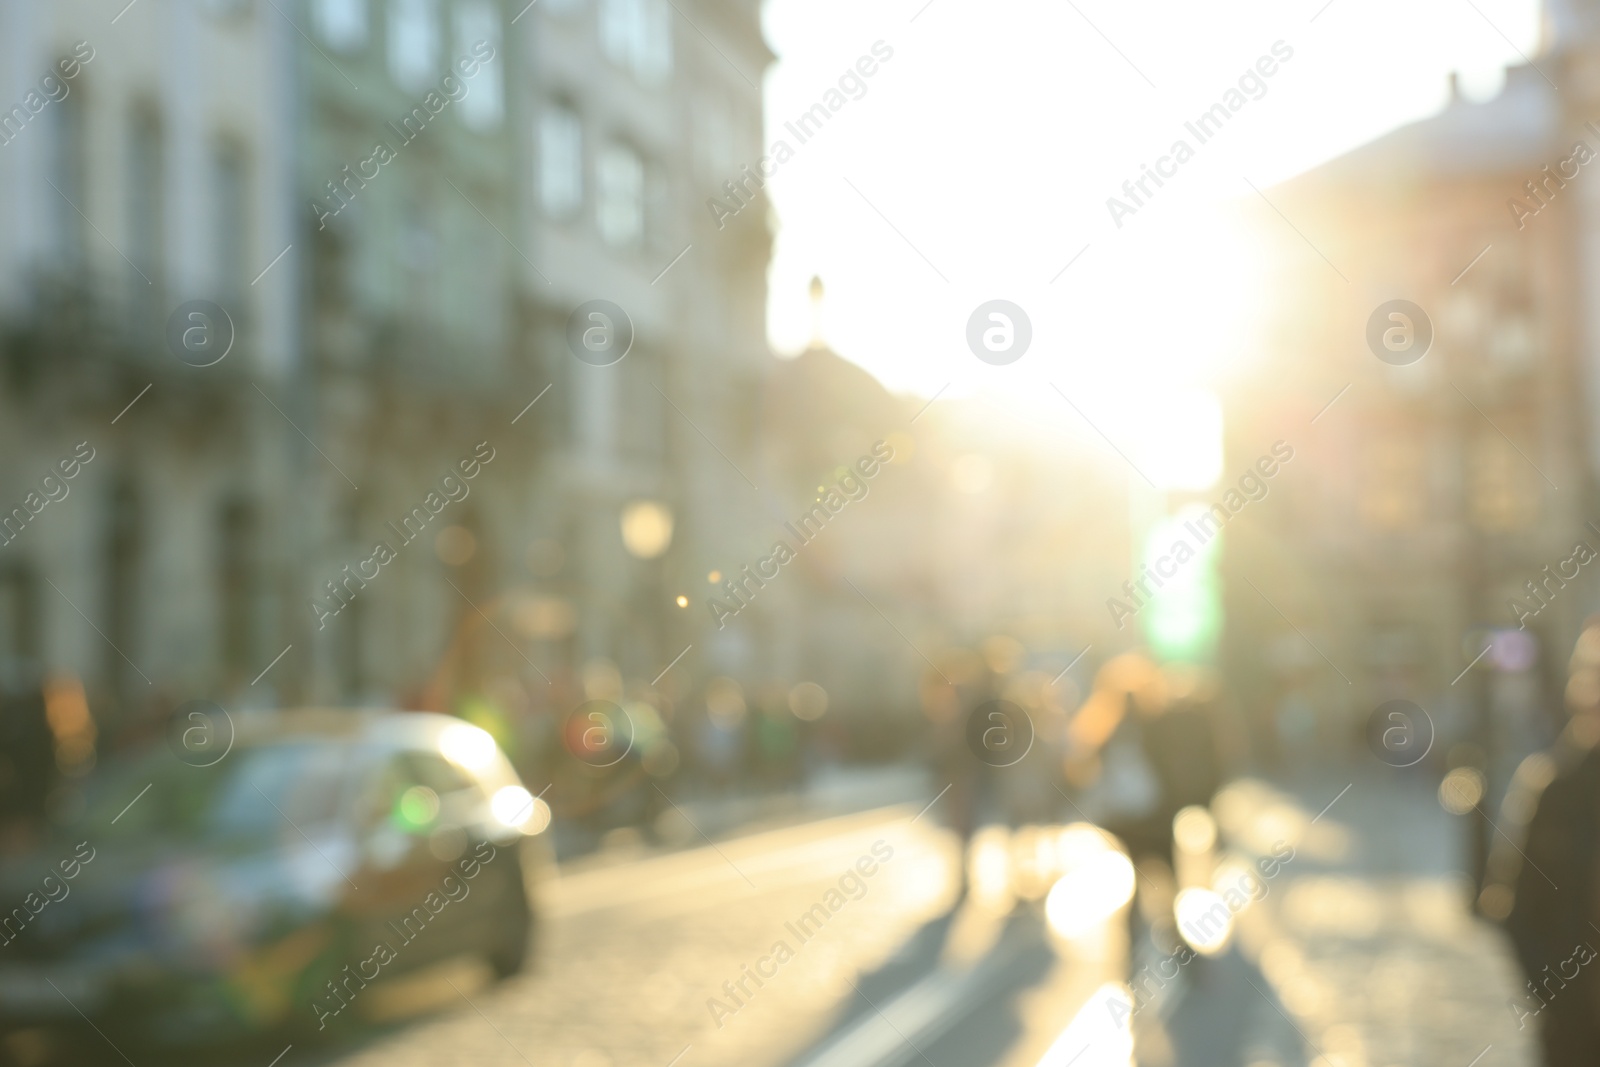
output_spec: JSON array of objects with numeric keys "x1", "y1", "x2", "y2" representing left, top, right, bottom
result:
[
  {"x1": 317, "y1": 805, "x2": 963, "y2": 1067},
  {"x1": 1202, "y1": 771, "x2": 1538, "y2": 1067},
  {"x1": 314, "y1": 769, "x2": 1535, "y2": 1067},
  {"x1": 17, "y1": 769, "x2": 1538, "y2": 1067}
]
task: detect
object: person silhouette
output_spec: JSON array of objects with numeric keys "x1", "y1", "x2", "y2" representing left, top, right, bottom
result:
[{"x1": 1485, "y1": 620, "x2": 1600, "y2": 1065}]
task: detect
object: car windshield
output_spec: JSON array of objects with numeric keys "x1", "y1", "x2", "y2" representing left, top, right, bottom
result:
[{"x1": 58, "y1": 740, "x2": 369, "y2": 842}]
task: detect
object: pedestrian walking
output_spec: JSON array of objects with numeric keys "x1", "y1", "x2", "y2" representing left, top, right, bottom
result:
[{"x1": 1485, "y1": 619, "x2": 1600, "y2": 1065}]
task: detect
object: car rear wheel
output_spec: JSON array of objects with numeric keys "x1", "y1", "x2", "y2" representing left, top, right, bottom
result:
[{"x1": 486, "y1": 855, "x2": 533, "y2": 978}]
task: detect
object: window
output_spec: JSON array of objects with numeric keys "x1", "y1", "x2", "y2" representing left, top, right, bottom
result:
[
  {"x1": 190, "y1": 744, "x2": 357, "y2": 837},
  {"x1": 637, "y1": 0, "x2": 672, "y2": 83},
  {"x1": 357, "y1": 750, "x2": 478, "y2": 833},
  {"x1": 212, "y1": 141, "x2": 248, "y2": 311},
  {"x1": 388, "y1": 0, "x2": 439, "y2": 91},
  {"x1": 336, "y1": 501, "x2": 366, "y2": 697},
  {"x1": 399, "y1": 197, "x2": 438, "y2": 322},
  {"x1": 598, "y1": 0, "x2": 633, "y2": 66},
  {"x1": 128, "y1": 109, "x2": 162, "y2": 275},
  {"x1": 454, "y1": 0, "x2": 503, "y2": 130},
  {"x1": 103, "y1": 475, "x2": 143, "y2": 702},
  {"x1": 314, "y1": 0, "x2": 369, "y2": 50},
  {"x1": 217, "y1": 499, "x2": 258, "y2": 676},
  {"x1": 127, "y1": 107, "x2": 163, "y2": 333},
  {"x1": 63, "y1": 744, "x2": 364, "y2": 840},
  {"x1": 405, "y1": 751, "x2": 477, "y2": 796},
  {"x1": 538, "y1": 104, "x2": 583, "y2": 218},
  {"x1": 1469, "y1": 431, "x2": 1540, "y2": 531},
  {"x1": 645, "y1": 158, "x2": 669, "y2": 248},
  {"x1": 599, "y1": 0, "x2": 671, "y2": 83},
  {"x1": 48, "y1": 94, "x2": 86, "y2": 269},
  {"x1": 596, "y1": 142, "x2": 643, "y2": 247},
  {"x1": 621, "y1": 350, "x2": 667, "y2": 459},
  {"x1": 1359, "y1": 433, "x2": 1425, "y2": 531},
  {"x1": 694, "y1": 97, "x2": 734, "y2": 181}
]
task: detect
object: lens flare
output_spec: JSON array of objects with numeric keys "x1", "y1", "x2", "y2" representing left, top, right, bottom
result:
[
  {"x1": 397, "y1": 785, "x2": 440, "y2": 829},
  {"x1": 1173, "y1": 805, "x2": 1218, "y2": 854},
  {"x1": 1174, "y1": 887, "x2": 1233, "y2": 955},
  {"x1": 1044, "y1": 849, "x2": 1136, "y2": 939},
  {"x1": 1439, "y1": 767, "x2": 1485, "y2": 815},
  {"x1": 439, "y1": 722, "x2": 497, "y2": 772},
  {"x1": 968, "y1": 827, "x2": 1014, "y2": 912}
]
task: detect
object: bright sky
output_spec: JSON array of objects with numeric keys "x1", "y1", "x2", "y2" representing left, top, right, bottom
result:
[{"x1": 756, "y1": 0, "x2": 1542, "y2": 470}]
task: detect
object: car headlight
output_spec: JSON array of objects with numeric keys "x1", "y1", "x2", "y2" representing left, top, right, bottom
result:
[{"x1": 490, "y1": 785, "x2": 550, "y2": 835}]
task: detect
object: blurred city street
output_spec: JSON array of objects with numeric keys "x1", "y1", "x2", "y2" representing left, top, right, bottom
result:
[
  {"x1": 8, "y1": 763, "x2": 1537, "y2": 1067},
  {"x1": 6, "y1": 0, "x2": 1600, "y2": 1063}
]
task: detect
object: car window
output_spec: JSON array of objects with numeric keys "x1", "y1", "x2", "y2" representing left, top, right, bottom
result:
[
  {"x1": 351, "y1": 753, "x2": 411, "y2": 830},
  {"x1": 349, "y1": 750, "x2": 477, "y2": 834},
  {"x1": 61, "y1": 740, "x2": 364, "y2": 840},
  {"x1": 404, "y1": 751, "x2": 478, "y2": 796},
  {"x1": 206, "y1": 743, "x2": 356, "y2": 833}
]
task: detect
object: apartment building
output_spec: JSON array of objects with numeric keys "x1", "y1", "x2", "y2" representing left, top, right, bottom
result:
[{"x1": 0, "y1": 0, "x2": 780, "y2": 750}]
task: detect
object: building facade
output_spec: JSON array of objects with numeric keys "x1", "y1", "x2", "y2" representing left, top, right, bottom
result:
[
  {"x1": 1232, "y1": 3, "x2": 1600, "y2": 772},
  {"x1": 0, "y1": 0, "x2": 781, "y2": 771},
  {"x1": 0, "y1": 0, "x2": 299, "y2": 737}
]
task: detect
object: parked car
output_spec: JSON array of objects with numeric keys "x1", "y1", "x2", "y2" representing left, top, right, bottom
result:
[{"x1": 0, "y1": 709, "x2": 551, "y2": 1044}]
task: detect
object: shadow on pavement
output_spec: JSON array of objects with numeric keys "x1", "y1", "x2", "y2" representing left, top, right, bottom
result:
[
  {"x1": 1141, "y1": 945, "x2": 1307, "y2": 1067},
  {"x1": 782, "y1": 900, "x2": 1058, "y2": 1067}
]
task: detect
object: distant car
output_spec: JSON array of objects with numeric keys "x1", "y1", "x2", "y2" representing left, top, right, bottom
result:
[{"x1": 0, "y1": 710, "x2": 551, "y2": 1044}]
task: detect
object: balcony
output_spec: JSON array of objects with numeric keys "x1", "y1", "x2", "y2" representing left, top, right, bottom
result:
[{"x1": 0, "y1": 268, "x2": 253, "y2": 422}]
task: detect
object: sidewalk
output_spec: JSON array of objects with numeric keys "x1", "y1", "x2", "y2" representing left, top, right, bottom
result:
[
  {"x1": 551, "y1": 762, "x2": 933, "y2": 866},
  {"x1": 1161, "y1": 767, "x2": 1537, "y2": 1067}
]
